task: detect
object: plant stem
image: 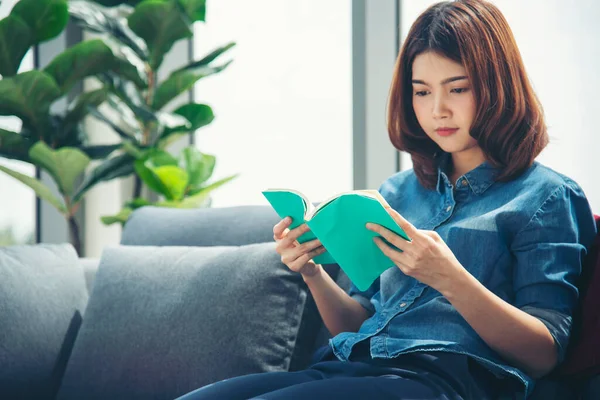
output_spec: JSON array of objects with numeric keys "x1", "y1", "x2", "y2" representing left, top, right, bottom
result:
[
  {"x1": 142, "y1": 68, "x2": 156, "y2": 146},
  {"x1": 64, "y1": 196, "x2": 82, "y2": 256},
  {"x1": 68, "y1": 215, "x2": 82, "y2": 256},
  {"x1": 135, "y1": 65, "x2": 156, "y2": 200},
  {"x1": 134, "y1": 174, "x2": 142, "y2": 198}
]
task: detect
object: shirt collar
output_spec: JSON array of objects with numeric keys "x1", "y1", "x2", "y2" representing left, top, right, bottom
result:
[{"x1": 435, "y1": 152, "x2": 499, "y2": 195}]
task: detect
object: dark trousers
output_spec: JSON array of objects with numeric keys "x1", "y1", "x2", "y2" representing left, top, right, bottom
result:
[{"x1": 176, "y1": 345, "x2": 499, "y2": 400}]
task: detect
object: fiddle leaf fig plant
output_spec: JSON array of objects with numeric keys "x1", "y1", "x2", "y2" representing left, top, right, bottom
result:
[
  {"x1": 68, "y1": 0, "x2": 238, "y2": 223},
  {"x1": 102, "y1": 146, "x2": 238, "y2": 225}
]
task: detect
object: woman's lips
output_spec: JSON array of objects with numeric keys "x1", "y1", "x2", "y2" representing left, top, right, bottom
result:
[{"x1": 435, "y1": 128, "x2": 458, "y2": 137}]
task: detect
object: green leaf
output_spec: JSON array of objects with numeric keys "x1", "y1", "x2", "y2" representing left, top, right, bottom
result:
[
  {"x1": 152, "y1": 111, "x2": 191, "y2": 144},
  {"x1": 133, "y1": 149, "x2": 178, "y2": 197},
  {"x1": 101, "y1": 207, "x2": 133, "y2": 226},
  {"x1": 134, "y1": 158, "x2": 168, "y2": 196},
  {"x1": 98, "y1": 35, "x2": 148, "y2": 88},
  {"x1": 180, "y1": 147, "x2": 215, "y2": 187},
  {"x1": 153, "y1": 62, "x2": 232, "y2": 110},
  {"x1": 0, "y1": 128, "x2": 34, "y2": 162},
  {"x1": 125, "y1": 197, "x2": 152, "y2": 209},
  {"x1": 99, "y1": 72, "x2": 154, "y2": 122},
  {"x1": 160, "y1": 103, "x2": 213, "y2": 139},
  {"x1": 64, "y1": 88, "x2": 109, "y2": 128},
  {"x1": 143, "y1": 149, "x2": 179, "y2": 167},
  {"x1": 79, "y1": 143, "x2": 122, "y2": 160},
  {"x1": 152, "y1": 165, "x2": 189, "y2": 201},
  {"x1": 44, "y1": 39, "x2": 116, "y2": 94},
  {"x1": 11, "y1": 0, "x2": 68, "y2": 43},
  {"x1": 87, "y1": 106, "x2": 141, "y2": 142},
  {"x1": 29, "y1": 142, "x2": 91, "y2": 196},
  {"x1": 68, "y1": 1, "x2": 148, "y2": 60},
  {"x1": 177, "y1": 0, "x2": 205, "y2": 22},
  {"x1": 0, "y1": 163, "x2": 66, "y2": 213},
  {"x1": 173, "y1": 42, "x2": 235, "y2": 75},
  {"x1": 187, "y1": 173, "x2": 238, "y2": 198},
  {"x1": 73, "y1": 152, "x2": 136, "y2": 203},
  {"x1": 0, "y1": 16, "x2": 33, "y2": 77},
  {"x1": 0, "y1": 70, "x2": 61, "y2": 139},
  {"x1": 128, "y1": 0, "x2": 193, "y2": 70},
  {"x1": 159, "y1": 174, "x2": 238, "y2": 209},
  {"x1": 112, "y1": 55, "x2": 148, "y2": 88},
  {"x1": 121, "y1": 140, "x2": 144, "y2": 159},
  {"x1": 93, "y1": 0, "x2": 143, "y2": 7}
]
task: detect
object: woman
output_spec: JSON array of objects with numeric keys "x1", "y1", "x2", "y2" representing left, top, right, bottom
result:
[{"x1": 177, "y1": 1, "x2": 597, "y2": 399}]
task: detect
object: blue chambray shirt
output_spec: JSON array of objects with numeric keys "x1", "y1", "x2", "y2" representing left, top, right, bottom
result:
[{"x1": 328, "y1": 157, "x2": 597, "y2": 397}]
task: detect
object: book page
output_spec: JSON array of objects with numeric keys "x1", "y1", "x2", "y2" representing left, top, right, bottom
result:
[
  {"x1": 263, "y1": 188, "x2": 314, "y2": 218},
  {"x1": 306, "y1": 189, "x2": 388, "y2": 220}
]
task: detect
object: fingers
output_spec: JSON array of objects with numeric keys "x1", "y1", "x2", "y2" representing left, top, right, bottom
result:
[
  {"x1": 366, "y1": 223, "x2": 411, "y2": 254},
  {"x1": 384, "y1": 206, "x2": 417, "y2": 238},
  {"x1": 288, "y1": 245, "x2": 327, "y2": 270},
  {"x1": 280, "y1": 223, "x2": 311, "y2": 248},
  {"x1": 273, "y1": 217, "x2": 293, "y2": 240},
  {"x1": 281, "y1": 239, "x2": 324, "y2": 266}
]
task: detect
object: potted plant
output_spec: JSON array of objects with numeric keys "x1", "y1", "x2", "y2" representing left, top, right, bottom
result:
[
  {"x1": 0, "y1": 0, "x2": 134, "y2": 254},
  {"x1": 68, "y1": 0, "x2": 238, "y2": 224}
]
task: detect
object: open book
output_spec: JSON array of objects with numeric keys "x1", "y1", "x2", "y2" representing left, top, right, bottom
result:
[{"x1": 262, "y1": 188, "x2": 411, "y2": 291}]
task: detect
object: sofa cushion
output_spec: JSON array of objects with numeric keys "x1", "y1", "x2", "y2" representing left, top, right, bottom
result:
[
  {"x1": 121, "y1": 205, "x2": 281, "y2": 247},
  {"x1": 0, "y1": 244, "x2": 88, "y2": 400},
  {"x1": 57, "y1": 243, "x2": 312, "y2": 400}
]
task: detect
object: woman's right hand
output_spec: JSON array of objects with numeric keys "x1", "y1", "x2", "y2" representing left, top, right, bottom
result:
[{"x1": 273, "y1": 217, "x2": 326, "y2": 278}]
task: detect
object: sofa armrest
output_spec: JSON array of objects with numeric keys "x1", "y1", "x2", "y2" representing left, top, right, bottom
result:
[{"x1": 79, "y1": 257, "x2": 99, "y2": 295}]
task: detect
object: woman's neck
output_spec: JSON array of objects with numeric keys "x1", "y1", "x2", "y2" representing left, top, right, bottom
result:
[{"x1": 449, "y1": 149, "x2": 486, "y2": 184}]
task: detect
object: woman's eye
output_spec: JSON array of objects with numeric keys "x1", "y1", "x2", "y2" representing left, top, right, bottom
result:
[
  {"x1": 451, "y1": 87, "x2": 469, "y2": 94},
  {"x1": 414, "y1": 91, "x2": 429, "y2": 97}
]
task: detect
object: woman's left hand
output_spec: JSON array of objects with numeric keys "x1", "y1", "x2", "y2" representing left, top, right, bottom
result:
[{"x1": 366, "y1": 206, "x2": 467, "y2": 295}]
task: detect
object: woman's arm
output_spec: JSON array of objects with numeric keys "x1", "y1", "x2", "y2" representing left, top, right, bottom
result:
[
  {"x1": 368, "y1": 186, "x2": 596, "y2": 379},
  {"x1": 442, "y1": 270, "x2": 556, "y2": 378},
  {"x1": 303, "y1": 267, "x2": 371, "y2": 336}
]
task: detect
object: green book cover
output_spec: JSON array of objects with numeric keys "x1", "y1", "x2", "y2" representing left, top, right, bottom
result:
[{"x1": 262, "y1": 188, "x2": 411, "y2": 291}]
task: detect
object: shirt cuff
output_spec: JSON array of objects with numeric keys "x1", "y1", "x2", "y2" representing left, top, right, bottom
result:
[{"x1": 521, "y1": 305, "x2": 572, "y2": 364}]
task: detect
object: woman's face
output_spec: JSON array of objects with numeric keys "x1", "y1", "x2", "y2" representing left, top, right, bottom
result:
[{"x1": 411, "y1": 51, "x2": 480, "y2": 157}]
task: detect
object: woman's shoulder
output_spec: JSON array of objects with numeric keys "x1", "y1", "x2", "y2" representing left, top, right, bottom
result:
[
  {"x1": 504, "y1": 162, "x2": 595, "y2": 236},
  {"x1": 513, "y1": 161, "x2": 587, "y2": 201}
]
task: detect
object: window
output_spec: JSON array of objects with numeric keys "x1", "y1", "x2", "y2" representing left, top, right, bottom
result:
[
  {"x1": 400, "y1": 1, "x2": 599, "y2": 211},
  {"x1": 0, "y1": 0, "x2": 36, "y2": 245},
  {"x1": 193, "y1": 0, "x2": 353, "y2": 207}
]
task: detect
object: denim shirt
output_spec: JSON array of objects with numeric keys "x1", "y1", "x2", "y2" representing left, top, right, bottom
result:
[{"x1": 328, "y1": 159, "x2": 597, "y2": 397}]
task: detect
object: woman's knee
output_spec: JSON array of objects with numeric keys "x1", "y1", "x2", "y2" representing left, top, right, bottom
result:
[{"x1": 175, "y1": 370, "x2": 320, "y2": 400}]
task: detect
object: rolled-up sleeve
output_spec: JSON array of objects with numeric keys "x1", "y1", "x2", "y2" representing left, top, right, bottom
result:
[
  {"x1": 348, "y1": 277, "x2": 380, "y2": 317},
  {"x1": 511, "y1": 183, "x2": 597, "y2": 362}
]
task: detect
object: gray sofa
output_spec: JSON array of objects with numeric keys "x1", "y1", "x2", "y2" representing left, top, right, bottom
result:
[{"x1": 0, "y1": 205, "x2": 598, "y2": 399}]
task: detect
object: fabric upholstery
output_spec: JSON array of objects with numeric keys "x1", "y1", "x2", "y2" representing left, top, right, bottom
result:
[
  {"x1": 57, "y1": 243, "x2": 311, "y2": 400},
  {"x1": 0, "y1": 244, "x2": 88, "y2": 400}
]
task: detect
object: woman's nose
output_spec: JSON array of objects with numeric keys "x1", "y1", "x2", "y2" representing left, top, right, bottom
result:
[{"x1": 432, "y1": 96, "x2": 450, "y2": 119}]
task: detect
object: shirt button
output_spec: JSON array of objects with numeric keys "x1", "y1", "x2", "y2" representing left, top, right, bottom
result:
[
  {"x1": 445, "y1": 206, "x2": 452, "y2": 212},
  {"x1": 400, "y1": 302, "x2": 407, "y2": 307},
  {"x1": 461, "y1": 179, "x2": 468, "y2": 186}
]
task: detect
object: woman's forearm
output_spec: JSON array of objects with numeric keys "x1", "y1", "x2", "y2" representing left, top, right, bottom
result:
[
  {"x1": 303, "y1": 266, "x2": 370, "y2": 337},
  {"x1": 442, "y1": 269, "x2": 557, "y2": 379}
]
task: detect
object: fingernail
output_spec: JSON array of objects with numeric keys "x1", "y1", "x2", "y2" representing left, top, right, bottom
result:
[
  {"x1": 285, "y1": 217, "x2": 291, "y2": 223},
  {"x1": 366, "y1": 223, "x2": 373, "y2": 229}
]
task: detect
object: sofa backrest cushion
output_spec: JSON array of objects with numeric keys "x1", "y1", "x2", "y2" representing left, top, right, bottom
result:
[
  {"x1": 121, "y1": 205, "x2": 281, "y2": 247},
  {"x1": 120, "y1": 205, "x2": 344, "y2": 371},
  {"x1": 57, "y1": 243, "x2": 314, "y2": 400},
  {"x1": 0, "y1": 244, "x2": 88, "y2": 400}
]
